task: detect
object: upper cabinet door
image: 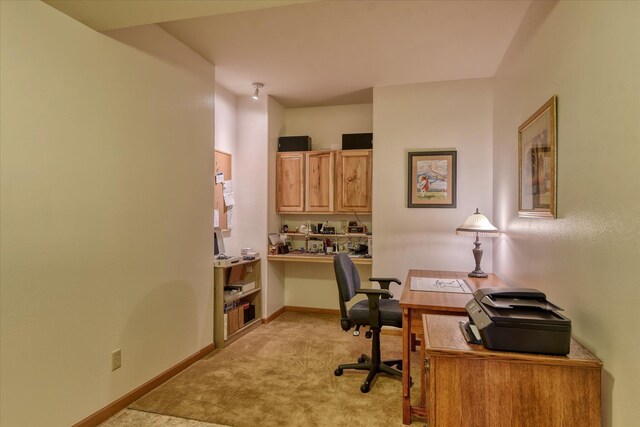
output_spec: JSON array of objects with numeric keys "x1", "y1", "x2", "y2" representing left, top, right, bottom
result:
[
  {"x1": 305, "y1": 151, "x2": 334, "y2": 212},
  {"x1": 336, "y1": 150, "x2": 372, "y2": 213},
  {"x1": 276, "y1": 152, "x2": 305, "y2": 213}
]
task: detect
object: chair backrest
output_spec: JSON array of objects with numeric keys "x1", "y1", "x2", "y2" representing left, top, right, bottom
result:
[{"x1": 333, "y1": 253, "x2": 361, "y2": 326}]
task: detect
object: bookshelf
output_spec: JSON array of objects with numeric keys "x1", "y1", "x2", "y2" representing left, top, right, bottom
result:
[{"x1": 213, "y1": 257, "x2": 262, "y2": 349}]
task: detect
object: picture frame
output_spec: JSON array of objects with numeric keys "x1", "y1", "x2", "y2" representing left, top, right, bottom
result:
[
  {"x1": 518, "y1": 96, "x2": 557, "y2": 218},
  {"x1": 408, "y1": 150, "x2": 456, "y2": 208}
]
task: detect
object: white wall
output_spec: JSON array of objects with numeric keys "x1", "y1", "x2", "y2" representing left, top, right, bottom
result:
[
  {"x1": 214, "y1": 84, "x2": 237, "y2": 154},
  {"x1": 0, "y1": 2, "x2": 215, "y2": 425},
  {"x1": 235, "y1": 96, "x2": 270, "y2": 313},
  {"x1": 214, "y1": 83, "x2": 240, "y2": 253},
  {"x1": 492, "y1": 2, "x2": 640, "y2": 425},
  {"x1": 372, "y1": 79, "x2": 494, "y2": 285},
  {"x1": 267, "y1": 96, "x2": 286, "y2": 316}
]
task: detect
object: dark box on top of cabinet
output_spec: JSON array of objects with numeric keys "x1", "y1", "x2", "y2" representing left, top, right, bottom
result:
[
  {"x1": 342, "y1": 133, "x2": 373, "y2": 150},
  {"x1": 278, "y1": 135, "x2": 312, "y2": 152}
]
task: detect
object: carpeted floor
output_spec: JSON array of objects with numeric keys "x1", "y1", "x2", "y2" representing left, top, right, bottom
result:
[{"x1": 130, "y1": 311, "x2": 422, "y2": 426}]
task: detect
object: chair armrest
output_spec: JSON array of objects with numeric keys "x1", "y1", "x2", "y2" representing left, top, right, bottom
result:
[
  {"x1": 368, "y1": 277, "x2": 401, "y2": 298},
  {"x1": 355, "y1": 288, "x2": 393, "y2": 299},
  {"x1": 355, "y1": 288, "x2": 392, "y2": 329}
]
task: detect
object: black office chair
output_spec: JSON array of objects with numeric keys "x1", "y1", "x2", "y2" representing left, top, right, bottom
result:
[{"x1": 333, "y1": 253, "x2": 403, "y2": 393}]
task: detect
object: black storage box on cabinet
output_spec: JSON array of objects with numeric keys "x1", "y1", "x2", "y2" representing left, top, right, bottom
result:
[
  {"x1": 342, "y1": 133, "x2": 373, "y2": 150},
  {"x1": 278, "y1": 136, "x2": 312, "y2": 152}
]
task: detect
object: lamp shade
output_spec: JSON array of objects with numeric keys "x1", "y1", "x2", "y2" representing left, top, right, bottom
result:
[{"x1": 456, "y1": 208, "x2": 499, "y2": 237}]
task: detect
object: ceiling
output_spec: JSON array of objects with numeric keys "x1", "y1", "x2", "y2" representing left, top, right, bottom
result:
[{"x1": 45, "y1": 0, "x2": 531, "y2": 108}]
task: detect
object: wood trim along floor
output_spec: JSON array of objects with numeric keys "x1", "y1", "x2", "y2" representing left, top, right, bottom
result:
[
  {"x1": 264, "y1": 306, "x2": 286, "y2": 324},
  {"x1": 285, "y1": 305, "x2": 340, "y2": 316},
  {"x1": 73, "y1": 343, "x2": 215, "y2": 427},
  {"x1": 283, "y1": 306, "x2": 401, "y2": 336}
]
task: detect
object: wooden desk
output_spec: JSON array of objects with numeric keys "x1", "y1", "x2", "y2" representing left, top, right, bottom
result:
[
  {"x1": 422, "y1": 314, "x2": 602, "y2": 426},
  {"x1": 399, "y1": 270, "x2": 508, "y2": 424}
]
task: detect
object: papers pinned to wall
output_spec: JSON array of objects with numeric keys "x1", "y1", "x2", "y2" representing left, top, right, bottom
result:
[
  {"x1": 223, "y1": 180, "x2": 234, "y2": 207},
  {"x1": 227, "y1": 208, "x2": 233, "y2": 230},
  {"x1": 213, "y1": 209, "x2": 220, "y2": 228}
]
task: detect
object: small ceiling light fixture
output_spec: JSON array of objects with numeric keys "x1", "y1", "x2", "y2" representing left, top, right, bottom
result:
[
  {"x1": 456, "y1": 208, "x2": 500, "y2": 278},
  {"x1": 251, "y1": 82, "x2": 264, "y2": 100}
]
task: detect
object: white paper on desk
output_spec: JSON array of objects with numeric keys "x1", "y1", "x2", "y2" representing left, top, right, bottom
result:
[
  {"x1": 410, "y1": 278, "x2": 471, "y2": 293},
  {"x1": 223, "y1": 180, "x2": 234, "y2": 207},
  {"x1": 215, "y1": 172, "x2": 224, "y2": 184},
  {"x1": 213, "y1": 209, "x2": 220, "y2": 227}
]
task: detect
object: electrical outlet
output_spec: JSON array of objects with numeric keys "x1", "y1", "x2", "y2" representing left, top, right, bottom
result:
[{"x1": 111, "y1": 349, "x2": 121, "y2": 371}]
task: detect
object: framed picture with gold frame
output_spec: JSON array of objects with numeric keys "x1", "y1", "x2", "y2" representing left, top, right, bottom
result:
[
  {"x1": 518, "y1": 96, "x2": 557, "y2": 218},
  {"x1": 408, "y1": 150, "x2": 456, "y2": 208}
]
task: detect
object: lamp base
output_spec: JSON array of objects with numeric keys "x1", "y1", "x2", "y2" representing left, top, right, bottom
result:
[
  {"x1": 469, "y1": 236, "x2": 488, "y2": 278},
  {"x1": 468, "y1": 270, "x2": 488, "y2": 278}
]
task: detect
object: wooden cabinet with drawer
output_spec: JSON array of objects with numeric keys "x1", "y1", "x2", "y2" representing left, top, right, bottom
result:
[{"x1": 422, "y1": 314, "x2": 602, "y2": 427}]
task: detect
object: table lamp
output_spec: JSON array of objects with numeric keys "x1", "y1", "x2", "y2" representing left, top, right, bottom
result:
[{"x1": 456, "y1": 208, "x2": 499, "y2": 278}]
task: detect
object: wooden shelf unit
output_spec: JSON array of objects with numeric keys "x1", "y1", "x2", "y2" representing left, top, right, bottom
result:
[
  {"x1": 281, "y1": 231, "x2": 371, "y2": 255},
  {"x1": 213, "y1": 257, "x2": 262, "y2": 349}
]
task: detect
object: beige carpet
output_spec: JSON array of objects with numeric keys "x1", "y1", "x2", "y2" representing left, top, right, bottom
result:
[
  {"x1": 100, "y1": 409, "x2": 225, "y2": 426},
  {"x1": 130, "y1": 312, "x2": 422, "y2": 426}
]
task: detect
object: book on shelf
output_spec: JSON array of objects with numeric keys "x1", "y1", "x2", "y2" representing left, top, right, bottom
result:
[
  {"x1": 228, "y1": 306, "x2": 240, "y2": 335},
  {"x1": 226, "y1": 281, "x2": 256, "y2": 293},
  {"x1": 228, "y1": 264, "x2": 246, "y2": 284},
  {"x1": 223, "y1": 313, "x2": 228, "y2": 340}
]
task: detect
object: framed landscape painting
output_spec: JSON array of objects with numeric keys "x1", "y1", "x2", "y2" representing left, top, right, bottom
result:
[
  {"x1": 518, "y1": 96, "x2": 557, "y2": 218},
  {"x1": 408, "y1": 150, "x2": 456, "y2": 208}
]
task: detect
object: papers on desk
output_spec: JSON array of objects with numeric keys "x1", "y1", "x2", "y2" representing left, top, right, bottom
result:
[{"x1": 410, "y1": 277, "x2": 471, "y2": 293}]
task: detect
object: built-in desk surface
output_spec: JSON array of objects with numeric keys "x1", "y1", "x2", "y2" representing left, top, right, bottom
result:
[{"x1": 267, "y1": 253, "x2": 372, "y2": 265}]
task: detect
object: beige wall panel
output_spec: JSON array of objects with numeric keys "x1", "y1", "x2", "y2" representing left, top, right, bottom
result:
[
  {"x1": 284, "y1": 103, "x2": 373, "y2": 150},
  {"x1": 0, "y1": 2, "x2": 214, "y2": 425},
  {"x1": 492, "y1": 2, "x2": 640, "y2": 425},
  {"x1": 372, "y1": 79, "x2": 494, "y2": 285}
]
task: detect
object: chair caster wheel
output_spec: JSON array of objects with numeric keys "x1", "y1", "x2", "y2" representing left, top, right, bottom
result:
[
  {"x1": 334, "y1": 368, "x2": 343, "y2": 376},
  {"x1": 357, "y1": 355, "x2": 366, "y2": 363},
  {"x1": 360, "y1": 382, "x2": 370, "y2": 393}
]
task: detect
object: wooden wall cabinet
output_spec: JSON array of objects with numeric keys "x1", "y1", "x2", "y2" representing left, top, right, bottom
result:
[
  {"x1": 305, "y1": 151, "x2": 334, "y2": 212},
  {"x1": 276, "y1": 152, "x2": 305, "y2": 213},
  {"x1": 336, "y1": 149, "x2": 372, "y2": 213},
  {"x1": 276, "y1": 149, "x2": 372, "y2": 214}
]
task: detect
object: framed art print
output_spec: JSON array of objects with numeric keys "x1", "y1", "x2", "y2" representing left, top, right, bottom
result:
[
  {"x1": 408, "y1": 150, "x2": 456, "y2": 208},
  {"x1": 518, "y1": 96, "x2": 557, "y2": 218}
]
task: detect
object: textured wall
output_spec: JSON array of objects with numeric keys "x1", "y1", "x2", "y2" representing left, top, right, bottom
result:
[
  {"x1": 492, "y1": 2, "x2": 640, "y2": 425},
  {"x1": 372, "y1": 79, "x2": 494, "y2": 285},
  {"x1": 0, "y1": 2, "x2": 215, "y2": 425}
]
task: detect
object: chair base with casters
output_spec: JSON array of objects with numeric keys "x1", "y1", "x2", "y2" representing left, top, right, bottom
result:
[
  {"x1": 333, "y1": 252, "x2": 405, "y2": 393},
  {"x1": 334, "y1": 329, "x2": 402, "y2": 393}
]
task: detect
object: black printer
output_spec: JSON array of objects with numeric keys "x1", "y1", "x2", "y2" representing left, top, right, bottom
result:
[{"x1": 463, "y1": 288, "x2": 571, "y2": 355}]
